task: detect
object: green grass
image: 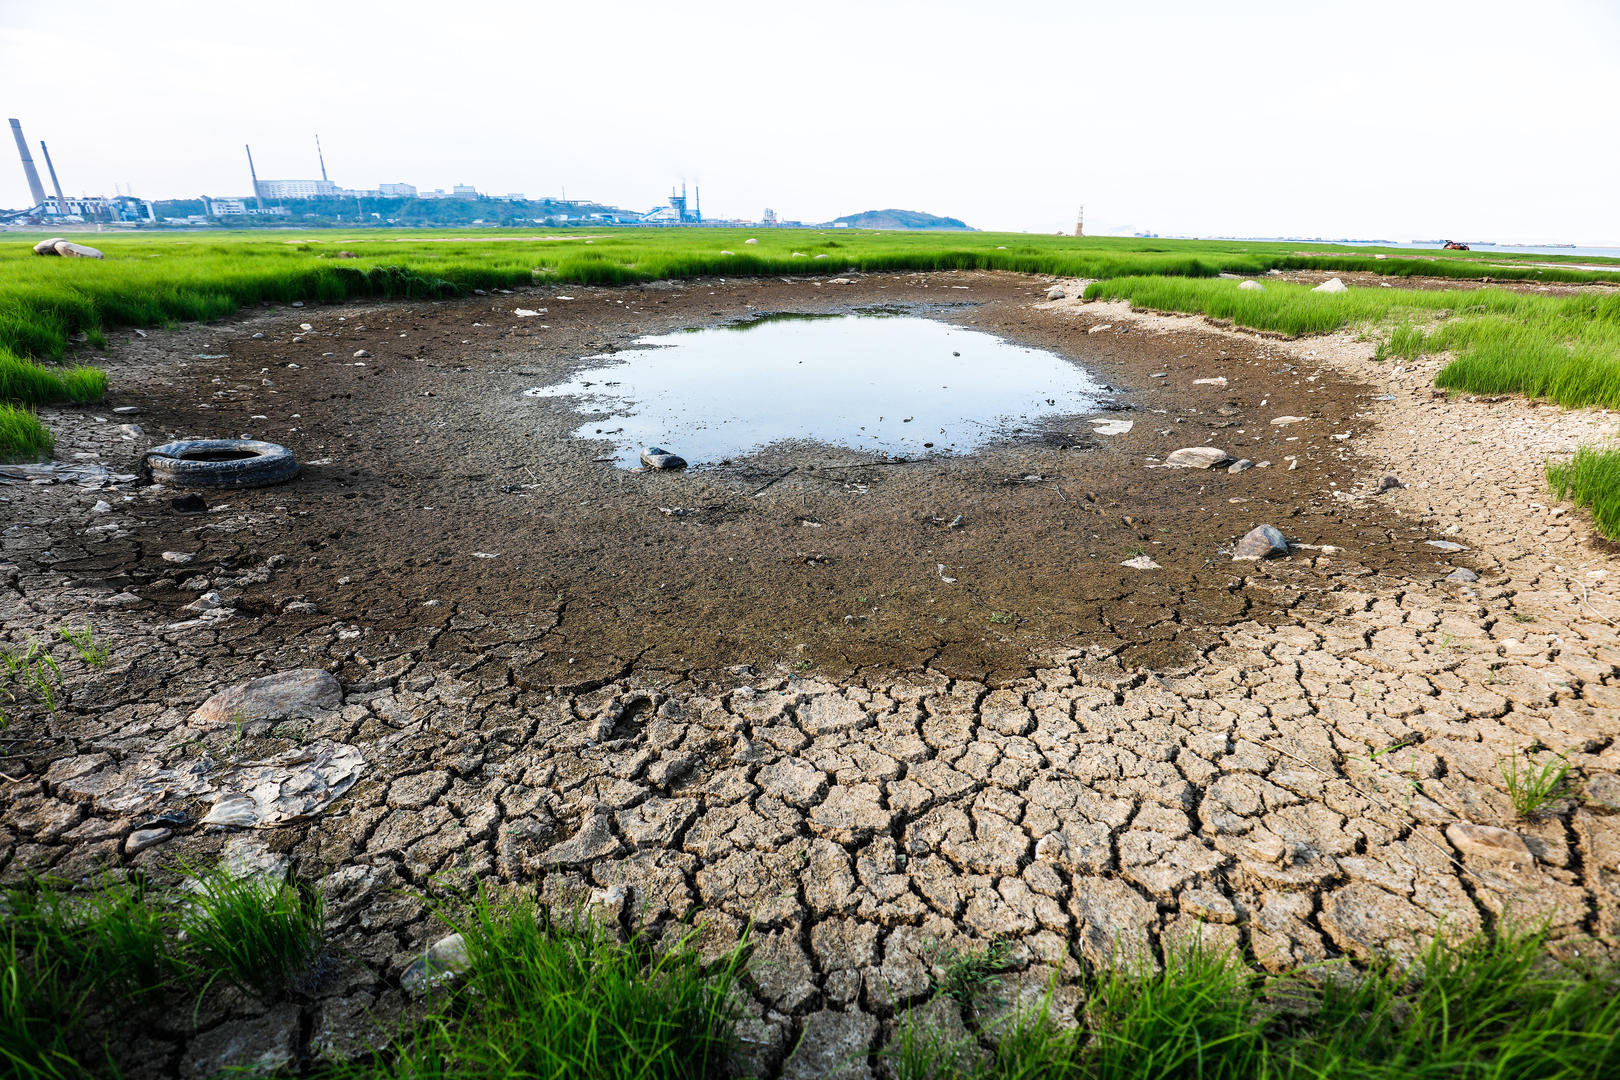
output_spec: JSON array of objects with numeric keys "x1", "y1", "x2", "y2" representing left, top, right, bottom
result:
[
  {"x1": 329, "y1": 893, "x2": 749, "y2": 1079},
  {"x1": 885, "y1": 929, "x2": 1620, "y2": 1080},
  {"x1": 0, "y1": 352, "x2": 107, "y2": 407},
  {"x1": 176, "y1": 861, "x2": 325, "y2": 1000},
  {"x1": 1499, "y1": 747, "x2": 1573, "y2": 817},
  {"x1": 0, "y1": 403, "x2": 53, "y2": 463},
  {"x1": 1548, "y1": 442, "x2": 1620, "y2": 537}
]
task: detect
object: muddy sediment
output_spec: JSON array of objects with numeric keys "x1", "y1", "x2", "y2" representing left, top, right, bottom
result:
[
  {"x1": 3, "y1": 270, "x2": 1619, "y2": 1076},
  {"x1": 26, "y1": 272, "x2": 1419, "y2": 686}
]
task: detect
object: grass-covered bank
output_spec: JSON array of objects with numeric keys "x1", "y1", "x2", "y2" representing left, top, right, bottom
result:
[
  {"x1": 2, "y1": 229, "x2": 1616, "y2": 366},
  {"x1": 1548, "y1": 444, "x2": 1620, "y2": 538},
  {"x1": 1083, "y1": 275, "x2": 1620, "y2": 537},
  {"x1": 1082, "y1": 277, "x2": 1620, "y2": 409},
  {"x1": 5, "y1": 868, "x2": 1617, "y2": 1079},
  {"x1": 0, "y1": 403, "x2": 54, "y2": 462}
]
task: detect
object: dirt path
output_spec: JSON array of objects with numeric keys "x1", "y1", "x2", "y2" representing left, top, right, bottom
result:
[{"x1": 3, "y1": 271, "x2": 1618, "y2": 1077}]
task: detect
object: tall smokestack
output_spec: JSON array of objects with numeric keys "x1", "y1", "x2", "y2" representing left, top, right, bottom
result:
[
  {"x1": 9, "y1": 119, "x2": 48, "y2": 207},
  {"x1": 39, "y1": 141, "x2": 65, "y2": 206},
  {"x1": 315, "y1": 134, "x2": 328, "y2": 182},
  {"x1": 245, "y1": 143, "x2": 264, "y2": 209}
]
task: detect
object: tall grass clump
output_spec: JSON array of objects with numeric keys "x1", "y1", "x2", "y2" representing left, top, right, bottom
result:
[
  {"x1": 0, "y1": 403, "x2": 54, "y2": 463},
  {"x1": 177, "y1": 862, "x2": 325, "y2": 1000},
  {"x1": 344, "y1": 895, "x2": 748, "y2": 1080},
  {"x1": 1548, "y1": 443, "x2": 1620, "y2": 538},
  {"x1": 881, "y1": 928, "x2": 1619, "y2": 1079}
]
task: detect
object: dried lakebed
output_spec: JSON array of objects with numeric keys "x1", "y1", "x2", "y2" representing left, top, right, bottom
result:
[{"x1": 3, "y1": 270, "x2": 1619, "y2": 1076}]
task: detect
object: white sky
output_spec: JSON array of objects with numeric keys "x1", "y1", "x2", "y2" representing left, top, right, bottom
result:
[{"x1": 2, "y1": 0, "x2": 1617, "y2": 244}]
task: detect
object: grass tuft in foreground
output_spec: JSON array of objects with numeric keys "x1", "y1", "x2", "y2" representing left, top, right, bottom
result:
[
  {"x1": 0, "y1": 403, "x2": 54, "y2": 463},
  {"x1": 176, "y1": 862, "x2": 325, "y2": 1001},
  {"x1": 333, "y1": 893, "x2": 749, "y2": 1079},
  {"x1": 0, "y1": 352, "x2": 105, "y2": 407},
  {"x1": 885, "y1": 929, "x2": 1620, "y2": 1080},
  {"x1": 1548, "y1": 442, "x2": 1620, "y2": 539}
]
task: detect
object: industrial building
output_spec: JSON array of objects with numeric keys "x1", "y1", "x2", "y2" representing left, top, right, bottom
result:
[
  {"x1": 4, "y1": 117, "x2": 154, "y2": 223},
  {"x1": 640, "y1": 183, "x2": 701, "y2": 224}
]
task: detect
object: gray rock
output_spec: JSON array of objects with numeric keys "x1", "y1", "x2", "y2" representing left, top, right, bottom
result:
[
  {"x1": 126, "y1": 827, "x2": 172, "y2": 855},
  {"x1": 1044, "y1": 285, "x2": 1066, "y2": 300},
  {"x1": 1120, "y1": 555, "x2": 1161, "y2": 570},
  {"x1": 1232, "y1": 524, "x2": 1288, "y2": 561},
  {"x1": 54, "y1": 241, "x2": 104, "y2": 259},
  {"x1": 111, "y1": 405, "x2": 143, "y2": 415},
  {"x1": 1445, "y1": 823, "x2": 1532, "y2": 864},
  {"x1": 353, "y1": 350, "x2": 373, "y2": 359},
  {"x1": 1237, "y1": 280, "x2": 1264, "y2": 291},
  {"x1": 91, "y1": 500, "x2": 112, "y2": 513},
  {"x1": 1271, "y1": 415, "x2": 1308, "y2": 426},
  {"x1": 1227, "y1": 458, "x2": 1254, "y2": 473},
  {"x1": 189, "y1": 668, "x2": 342, "y2": 728},
  {"x1": 402, "y1": 932, "x2": 473, "y2": 994},
  {"x1": 161, "y1": 550, "x2": 195, "y2": 564},
  {"x1": 640, "y1": 447, "x2": 687, "y2": 471},
  {"x1": 1447, "y1": 568, "x2": 1479, "y2": 582},
  {"x1": 1164, "y1": 446, "x2": 1230, "y2": 469},
  {"x1": 782, "y1": 1009, "x2": 878, "y2": 1080},
  {"x1": 1425, "y1": 540, "x2": 1467, "y2": 552},
  {"x1": 1312, "y1": 277, "x2": 1347, "y2": 293},
  {"x1": 33, "y1": 237, "x2": 67, "y2": 255},
  {"x1": 183, "y1": 590, "x2": 226, "y2": 612}
]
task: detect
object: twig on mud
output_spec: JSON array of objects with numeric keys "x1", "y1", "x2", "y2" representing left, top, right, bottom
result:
[
  {"x1": 0, "y1": 771, "x2": 24, "y2": 783},
  {"x1": 1564, "y1": 575, "x2": 1618, "y2": 628},
  {"x1": 749, "y1": 467, "x2": 798, "y2": 497},
  {"x1": 1054, "y1": 485, "x2": 1069, "y2": 503}
]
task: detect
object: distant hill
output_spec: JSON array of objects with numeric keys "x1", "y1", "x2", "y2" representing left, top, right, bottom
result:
[{"x1": 828, "y1": 209, "x2": 974, "y2": 231}]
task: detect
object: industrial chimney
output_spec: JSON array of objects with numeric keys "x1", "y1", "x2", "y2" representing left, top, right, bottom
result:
[
  {"x1": 39, "y1": 141, "x2": 65, "y2": 208},
  {"x1": 245, "y1": 144, "x2": 264, "y2": 210},
  {"x1": 9, "y1": 119, "x2": 48, "y2": 208}
]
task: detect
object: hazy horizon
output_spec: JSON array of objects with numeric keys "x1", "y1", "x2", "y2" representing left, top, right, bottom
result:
[{"x1": 2, "y1": 0, "x2": 1617, "y2": 245}]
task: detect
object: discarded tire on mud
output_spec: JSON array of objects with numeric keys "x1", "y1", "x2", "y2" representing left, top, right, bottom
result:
[{"x1": 145, "y1": 439, "x2": 299, "y2": 488}]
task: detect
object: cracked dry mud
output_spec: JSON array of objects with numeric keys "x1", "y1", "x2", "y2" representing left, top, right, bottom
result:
[{"x1": 3, "y1": 270, "x2": 1620, "y2": 1078}]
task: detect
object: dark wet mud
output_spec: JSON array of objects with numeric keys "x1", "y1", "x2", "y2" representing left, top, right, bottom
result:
[{"x1": 63, "y1": 271, "x2": 1413, "y2": 688}]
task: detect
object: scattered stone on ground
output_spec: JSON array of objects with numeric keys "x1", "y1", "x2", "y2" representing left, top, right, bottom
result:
[
  {"x1": 1312, "y1": 277, "x2": 1347, "y2": 293},
  {"x1": 640, "y1": 446, "x2": 688, "y2": 470},
  {"x1": 1231, "y1": 524, "x2": 1288, "y2": 560},
  {"x1": 1164, "y1": 446, "x2": 1230, "y2": 469}
]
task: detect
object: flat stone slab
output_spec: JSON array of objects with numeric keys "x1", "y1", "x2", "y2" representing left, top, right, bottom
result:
[
  {"x1": 1165, "y1": 447, "x2": 1230, "y2": 469},
  {"x1": 189, "y1": 668, "x2": 342, "y2": 728}
]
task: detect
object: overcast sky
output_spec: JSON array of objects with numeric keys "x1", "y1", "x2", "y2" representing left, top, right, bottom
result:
[{"x1": 3, "y1": 0, "x2": 1617, "y2": 243}]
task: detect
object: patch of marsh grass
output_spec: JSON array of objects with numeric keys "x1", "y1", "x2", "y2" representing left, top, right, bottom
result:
[
  {"x1": 1499, "y1": 746, "x2": 1572, "y2": 817},
  {"x1": 0, "y1": 403, "x2": 54, "y2": 463},
  {"x1": 176, "y1": 862, "x2": 325, "y2": 1001},
  {"x1": 1548, "y1": 442, "x2": 1620, "y2": 538},
  {"x1": 882, "y1": 928, "x2": 1620, "y2": 1080},
  {"x1": 333, "y1": 892, "x2": 749, "y2": 1079}
]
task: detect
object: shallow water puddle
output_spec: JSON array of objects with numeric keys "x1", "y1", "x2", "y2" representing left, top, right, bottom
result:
[{"x1": 526, "y1": 311, "x2": 1108, "y2": 467}]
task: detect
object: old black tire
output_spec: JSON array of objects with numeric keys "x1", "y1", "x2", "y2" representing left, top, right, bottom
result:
[{"x1": 146, "y1": 439, "x2": 299, "y2": 489}]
